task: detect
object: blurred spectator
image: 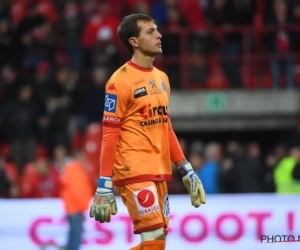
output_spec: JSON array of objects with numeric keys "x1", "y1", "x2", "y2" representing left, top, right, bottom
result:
[
  {"x1": 264, "y1": 0, "x2": 296, "y2": 89},
  {"x1": 21, "y1": 157, "x2": 60, "y2": 198},
  {"x1": 180, "y1": 0, "x2": 207, "y2": 30},
  {"x1": 0, "y1": 64, "x2": 19, "y2": 104},
  {"x1": 206, "y1": 0, "x2": 227, "y2": 26},
  {"x1": 160, "y1": 5, "x2": 188, "y2": 89},
  {"x1": 59, "y1": 150, "x2": 93, "y2": 250},
  {"x1": 274, "y1": 145, "x2": 300, "y2": 193},
  {"x1": 151, "y1": 0, "x2": 178, "y2": 27},
  {"x1": 31, "y1": 61, "x2": 52, "y2": 107},
  {"x1": 190, "y1": 140, "x2": 205, "y2": 155},
  {"x1": 292, "y1": 159, "x2": 300, "y2": 180},
  {"x1": 1, "y1": 85, "x2": 46, "y2": 174},
  {"x1": 131, "y1": 0, "x2": 150, "y2": 15},
  {"x1": 219, "y1": 156, "x2": 236, "y2": 193},
  {"x1": 226, "y1": 140, "x2": 243, "y2": 160},
  {"x1": 84, "y1": 67, "x2": 106, "y2": 123},
  {"x1": 178, "y1": 138, "x2": 188, "y2": 156},
  {"x1": 220, "y1": 141, "x2": 264, "y2": 193},
  {"x1": 0, "y1": 156, "x2": 14, "y2": 198},
  {"x1": 60, "y1": 0, "x2": 84, "y2": 73},
  {"x1": 14, "y1": 2, "x2": 56, "y2": 72},
  {"x1": 46, "y1": 67, "x2": 81, "y2": 151},
  {"x1": 219, "y1": 141, "x2": 244, "y2": 193},
  {"x1": 11, "y1": 0, "x2": 58, "y2": 26},
  {"x1": 274, "y1": 143, "x2": 287, "y2": 163},
  {"x1": 263, "y1": 151, "x2": 276, "y2": 192},
  {"x1": 0, "y1": 152, "x2": 20, "y2": 198},
  {"x1": 81, "y1": 1, "x2": 119, "y2": 69},
  {"x1": 217, "y1": 0, "x2": 255, "y2": 88},
  {"x1": 52, "y1": 144, "x2": 70, "y2": 169},
  {"x1": 234, "y1": 142, "x2": 264, "y2": 193},
  {"x1": 189, "y1": 151, "x2": 204, "y2": 172},
  {"x1": 196, "y1": 142, "x2": 221, "y2": 194},
  {"x1": 90, "y1": 26, "x2": 120, "y2": 74},
  {"x1": 0, "y1": 16, "x2": 13, "y2": 68},
  {"x1": 188, "y1": 55, "x2": 209, "y2": 88}
]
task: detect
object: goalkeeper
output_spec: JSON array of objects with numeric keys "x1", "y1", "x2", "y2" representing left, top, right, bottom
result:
[{"x1": 89, "y1": 14, "x2": 206, "y2": 250}]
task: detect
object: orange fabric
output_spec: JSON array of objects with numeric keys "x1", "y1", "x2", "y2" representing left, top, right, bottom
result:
[
  {"x1": 60, "y1": 161, "x2": 93, "y2": 214},
  {"x1": 168, "y1": 123, "x2": 185, "y2": 163},
  {"x1": 143, "y1": 240, "x2": 166, "y2": 250},
  {"x1": 117, "y1": 181, "x2": 169, "y2": 234},
  {"x1": 129, "y1": 243, "x2": 143, "y2": 250},
  {"x1": 99, "y1": 126, "x2": 121, "y2": 177},
  {"x1": 99, "y1": 61, "x2": 174, "y2": 185}
]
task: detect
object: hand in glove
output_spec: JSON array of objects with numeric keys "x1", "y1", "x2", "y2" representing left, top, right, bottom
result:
[
  {"x1": 89, "y1": 176, "x2": 118, "y2": 223},
  {"x1": 178, "y1": 162, "x2": 206, "y2": 208}
]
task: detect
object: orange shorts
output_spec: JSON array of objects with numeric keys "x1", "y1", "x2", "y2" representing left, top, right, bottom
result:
[{"x1": 117, "y1": 181, "x2": 170, "y2": 234}]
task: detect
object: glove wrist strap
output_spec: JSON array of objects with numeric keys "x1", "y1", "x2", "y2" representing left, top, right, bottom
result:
[
  {"x1": 178, "y1": 162, "x2": 193, "y2": 177},
  {"x1": 98, "y1": 176, "x2": 113, "y2": 189}
]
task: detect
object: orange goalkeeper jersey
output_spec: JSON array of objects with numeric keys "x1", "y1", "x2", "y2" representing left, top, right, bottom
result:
[{"x1": 102, "y1": 61, "x2": 172, "y2": 185}]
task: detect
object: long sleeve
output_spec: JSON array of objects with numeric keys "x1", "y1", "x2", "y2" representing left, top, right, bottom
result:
[
  {"x1": 99, "y1": 125, "x2": 121, "y2": 177},
  {"x1": 168, "y1": 121, "x2": 185, "y2": 163}
]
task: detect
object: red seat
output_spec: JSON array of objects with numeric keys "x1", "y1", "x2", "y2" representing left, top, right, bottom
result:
[
  {"x1": 36, "y1": 145, "x2": 48, "y2": 159},
  {"x1": 206, "y1": 61, "x2": 229, "y2": 89},
  {"x1": 21, "y1": 163, "x2": 38, "y2": 198},
  {"x1": 0, "y1": 144, "x2": 10, "y2": 159}
]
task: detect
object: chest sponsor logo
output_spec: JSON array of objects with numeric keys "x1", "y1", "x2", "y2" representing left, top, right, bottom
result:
[
  {"x1": 133, "y1": 186, "x2": 160, "y2": 216},
  {"x1": 134, "y1": 87, "x2": 148, "y2": 99},
  {"x1": 139, "y1": 103, "x2": 169, "y2": 126}
]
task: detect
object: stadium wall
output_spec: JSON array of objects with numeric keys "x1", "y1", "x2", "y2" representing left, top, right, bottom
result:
[{"x1": 170, "y1": 90, "x2": 300, "y2": 131}]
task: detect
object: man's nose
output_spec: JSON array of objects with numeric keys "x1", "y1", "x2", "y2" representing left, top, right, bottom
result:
[{"x1": 157, "y1": 31, "x2": 162, "y2": 39}]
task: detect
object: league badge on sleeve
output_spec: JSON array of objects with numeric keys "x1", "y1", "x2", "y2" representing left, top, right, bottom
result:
[{"x1": 104, "y1": 93, "x2": 117, "y2": 113}]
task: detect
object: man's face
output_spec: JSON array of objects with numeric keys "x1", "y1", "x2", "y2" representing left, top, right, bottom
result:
[{"x1": 133, "y1": 20, "x2": 162, "y2": 56}]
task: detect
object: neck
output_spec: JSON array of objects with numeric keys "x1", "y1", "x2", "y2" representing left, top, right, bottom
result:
[{"x1": 131, "y1": 52, "x2": 154, "y2": 69}]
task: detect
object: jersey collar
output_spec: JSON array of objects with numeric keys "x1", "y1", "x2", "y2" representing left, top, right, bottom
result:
[{"x1": 127, "y1": 60, "x2": 153, "y2": 72}]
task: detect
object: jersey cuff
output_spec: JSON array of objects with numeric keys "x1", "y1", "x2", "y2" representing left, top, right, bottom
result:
[
  {"x1": 103, "y1": 121, "x2": 122, "y2": 128},
  {"x1": 99, "y1": 168, "x2": 113, "y2": 177},
  {"x1": 169, "y1": 124, "x2": 185, "y2": 163}
]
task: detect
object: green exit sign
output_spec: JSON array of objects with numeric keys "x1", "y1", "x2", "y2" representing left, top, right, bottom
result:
[{"x1": 206, "y1": 93, "x2": 227, "y2": 112}]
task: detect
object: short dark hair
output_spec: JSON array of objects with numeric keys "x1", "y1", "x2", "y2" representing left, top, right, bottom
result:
[{"x1": 117, "y1": 14, "x2": 154, "y2": 54}]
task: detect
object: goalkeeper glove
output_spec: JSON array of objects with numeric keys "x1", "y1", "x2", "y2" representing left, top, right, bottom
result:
[
  {"x1": 89, "y1": 176, "x2": 118, "y2": 223},
  {"x1": 178, "y1": 162, "x2": 206, "y2": 208}
]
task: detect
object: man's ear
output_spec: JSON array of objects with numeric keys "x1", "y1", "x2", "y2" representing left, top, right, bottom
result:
[{"x1": 128, "y1": 37, "x2": 139, "y2": 49}]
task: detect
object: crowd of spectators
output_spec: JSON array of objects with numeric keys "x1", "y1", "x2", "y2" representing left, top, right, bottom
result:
[
  {"x1": 2, "y1": 125, "x2": 300, "y2": 198},
  {"x1": 1, "y1": 0, "x2": 300, "y2": 198},
  {"x1": 0, "y1": 128, "x2": 300, "y2": 198}
]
